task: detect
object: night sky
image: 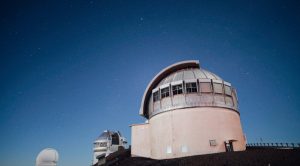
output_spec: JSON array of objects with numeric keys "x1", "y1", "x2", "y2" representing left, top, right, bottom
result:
[{"x1": 1, "y1": 0, "x2": 300, "y2": 165}]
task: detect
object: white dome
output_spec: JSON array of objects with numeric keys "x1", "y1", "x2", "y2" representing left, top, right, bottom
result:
[
  {"x1": 140, "y1": 60, "x2": 238, "y2": 118},
  {"x1": 36, "y1": 148, "x2": 59, "y2": 166}
]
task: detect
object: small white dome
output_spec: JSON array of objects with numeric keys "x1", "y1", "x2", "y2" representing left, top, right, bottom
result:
[{"x1": 36, "y1": 148, "x2": 59, "y2": 166}]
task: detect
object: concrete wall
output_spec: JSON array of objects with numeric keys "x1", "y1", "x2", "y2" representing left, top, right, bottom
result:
[
  {"x1": 131, "y1": 123, "x2": 151, "y2": 158},
  {"x1": 131, "y1": 107, "x2": 246, "y2": 159},
  {"x1": 149, "y1": 107, "x2": 246, "y2": 159}
]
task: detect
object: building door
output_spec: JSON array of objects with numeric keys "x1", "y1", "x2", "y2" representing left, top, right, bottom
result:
[
  {"x1": 225, "y1": 141, "x2": 234, "y2": 152},
  {"x1": 111, "y1": 133, "x2": 119, "y2": 145}
]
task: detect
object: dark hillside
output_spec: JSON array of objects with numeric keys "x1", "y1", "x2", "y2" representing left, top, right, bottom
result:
[{"x1": 103, "y1": 148, "x2": 300, "y2": 166}]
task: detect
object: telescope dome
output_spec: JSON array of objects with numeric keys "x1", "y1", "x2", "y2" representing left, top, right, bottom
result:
[
  {"x1": 36, "y1": 148, "x2": 59, "y2": 166},
  {"x1": 140, "y1": 60, "x2": 238, "y2": 118},
  {"x1": 96, "y1": 130, "x2": 111, "y2": 141},
  {"x1": 131, "y1": 60, "x2": 246, "y2": 160}
]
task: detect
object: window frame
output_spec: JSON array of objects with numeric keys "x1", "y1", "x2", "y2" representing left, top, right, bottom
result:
[
  {"x1": 153, "y1": 90, "x2": 160, "y2": 102},
  {"x1": 185, "y1": 82, "x2": 198, "y2": 94},
  {"x1": 209, "y1": 140, "x2": 217, "y2": 146},
  {"x1": 160, "y1": 87, "x2": 170, "y2": 99},
  {"x1": 172, "y1": 84, "x2": 183, "y2": 95}
]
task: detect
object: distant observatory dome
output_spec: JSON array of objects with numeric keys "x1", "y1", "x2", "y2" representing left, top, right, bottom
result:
[
  {"x1": 36, "y1": 148, "x2": 59, "y2": 166},
  {"x1": 92, "y1": 130, "x2": 127, "y2": 165},
  {"x1": 96, "y1": 130, "x2": 111, "y2": 140}
]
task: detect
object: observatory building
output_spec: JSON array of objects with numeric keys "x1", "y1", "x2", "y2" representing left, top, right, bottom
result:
[
  {"x1": 93, "y1": 130, "x2": 127, "y2": 165},
  {"x1": 131, "y1": 60, "x2": 246, "y2": 159},
  {"x1": 36, "y1": 148, "x2": 59, "y2": 166}
]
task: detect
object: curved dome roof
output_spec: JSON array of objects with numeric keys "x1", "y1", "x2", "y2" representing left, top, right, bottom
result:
[
  {"x1": 36, "y1": 148, "x2": 59, "y2": 166},
  {"x1": 156, "y1": 68, "x2": 222, "y2": 87},
  {"x1": 95, "y1": 130, "x2": 122, "y2": 141},
  {"x1": 140, "y1": 60, "x2": 227, "y2": 118},
  {"x1": 97, "y1": 131, "x2": 110, "y2": 140}
]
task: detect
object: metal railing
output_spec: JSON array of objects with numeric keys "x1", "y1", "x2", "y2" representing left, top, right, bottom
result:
[{"x1": 246, "y1": 143, "x2": 300, "y2": 149}]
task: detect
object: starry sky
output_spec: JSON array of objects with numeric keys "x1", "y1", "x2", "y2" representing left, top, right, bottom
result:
[{"x1": 1, "y1": 0, "x2": 300, "y2": 165}]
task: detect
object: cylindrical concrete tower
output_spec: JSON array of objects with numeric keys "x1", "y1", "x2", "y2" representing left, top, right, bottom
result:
[{"x1": 131, "y1": 60, "x2": 246, "y2": 159}]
